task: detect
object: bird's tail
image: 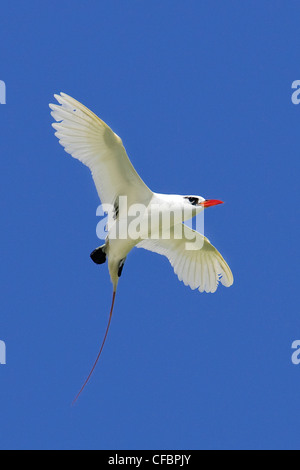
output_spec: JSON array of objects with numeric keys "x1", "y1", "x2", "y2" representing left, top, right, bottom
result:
[{"x1": 72, "y1": 289, "x2": 117, "y2": 405}]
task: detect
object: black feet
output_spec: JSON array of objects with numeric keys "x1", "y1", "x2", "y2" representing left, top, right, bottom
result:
[
  {"x1": 118, "y1": 259, "x2": 126, "y2": 277},
  {"x1": 90, "y1": 246, "x2": 107, "y2": 265}
]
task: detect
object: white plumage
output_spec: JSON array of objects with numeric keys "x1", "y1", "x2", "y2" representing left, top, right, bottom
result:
[
  {"x1": 50, "y1": 92, "x2": 234, "y2": 402},
  {"x1": 50, "y1": 93, "x2": 152, "y2": 209},
  {"x1": 50, "y1": 92, "x2": 233, "y2": 294},
  {"x1": 138, "y1": 227, "x2": 232, "y2": 294}
]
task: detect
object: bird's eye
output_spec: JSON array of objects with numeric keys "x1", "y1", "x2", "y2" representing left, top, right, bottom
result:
[{"x1": 188, "y1": 197, "x2": 199, "y2": 206}]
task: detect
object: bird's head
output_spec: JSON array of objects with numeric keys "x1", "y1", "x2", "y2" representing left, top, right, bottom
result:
[{"x1": 183, "y1": 196, "x2": 224, "y2": 211}]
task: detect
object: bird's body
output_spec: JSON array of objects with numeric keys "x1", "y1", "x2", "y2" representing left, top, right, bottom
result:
[
  {"x1": 99, "y1": 192, "x2": 198, "y2": 288},
  {"x1": 50, "y1": 92, "x2": 233, "y2": 402}
]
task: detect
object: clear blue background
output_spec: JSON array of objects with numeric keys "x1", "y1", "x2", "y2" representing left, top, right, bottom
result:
[{"x1": 0, "y1": 0, "x2": 299, "y2": 450}]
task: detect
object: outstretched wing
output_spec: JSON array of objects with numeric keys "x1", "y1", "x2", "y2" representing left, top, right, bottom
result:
[
  {"x1": 50, "y1": 93, "x2": 153, "y2": 207},
  {"x1": 137, "y1": 225, "x2": 233, "y2": 293}
]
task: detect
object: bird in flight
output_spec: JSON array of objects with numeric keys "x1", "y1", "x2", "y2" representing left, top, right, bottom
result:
[{"x1": 50, "y1": 93, "x2": 233, "y2": 403}]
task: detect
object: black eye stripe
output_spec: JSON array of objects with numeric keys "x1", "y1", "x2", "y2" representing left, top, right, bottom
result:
[
  {"x1": 184, "y1": 196, "x2": 199, "y2": 206},
  {"x1": 189, "y1": 197, "x2": 198, "y2": 206}
]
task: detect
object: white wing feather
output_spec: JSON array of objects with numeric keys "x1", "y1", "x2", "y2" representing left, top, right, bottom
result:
[
  {"x1": 49, "y1": 93, "x2": 153, "y2": 207},
  {"x1": 137, "y1": 225, "x2": 233, "y2": 293}
]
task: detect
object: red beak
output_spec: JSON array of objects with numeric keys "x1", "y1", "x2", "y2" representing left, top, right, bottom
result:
[{"x1": 200, "y1": 199, "x2": 224, "y2": 208}]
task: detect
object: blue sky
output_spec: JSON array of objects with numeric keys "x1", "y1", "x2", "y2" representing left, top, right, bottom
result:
[{"x1": 0, "y1": 0, "x2": 299, "y2": 450}]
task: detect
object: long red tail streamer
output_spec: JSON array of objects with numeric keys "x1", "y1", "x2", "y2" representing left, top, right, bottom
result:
[{"x1": 72, "y1": 290, "x2": 116, "y2": 405}]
